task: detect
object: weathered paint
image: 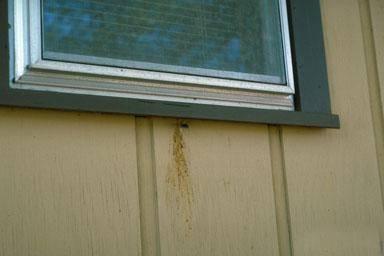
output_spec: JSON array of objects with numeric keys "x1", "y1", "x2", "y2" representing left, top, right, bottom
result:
[
  {"x1": 165, "y1": 122, "x2": 195, "y2": 232},
  {"x1": 0, "y1": 0, "x2": 383, "y2": 255}
]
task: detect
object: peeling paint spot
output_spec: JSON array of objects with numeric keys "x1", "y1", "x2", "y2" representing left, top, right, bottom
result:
[{"x1": 166, "y1": 121, "x2": 194, "y2": 232}]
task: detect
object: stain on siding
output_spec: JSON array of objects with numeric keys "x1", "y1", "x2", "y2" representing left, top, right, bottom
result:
[{"x1": 166, "y1": 122, "x2": 194, "y2": 231}]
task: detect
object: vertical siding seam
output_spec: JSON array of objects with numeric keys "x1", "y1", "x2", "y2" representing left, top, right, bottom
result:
[
  {"x1": 278, "y1": 126, "x2": 295, "y2": 256},
  {"x1": 268, "y1": 125, "x2": 294, "y2": 256},
  {"x1": 135, "y1": 117, "x2": 161, "y2": 256},
  {"x1": 358, "y1": 0, "x2": 384, "y2": 215},
  {"x1": 149, "y1": 118, "x2": 162, "y2": 256}
]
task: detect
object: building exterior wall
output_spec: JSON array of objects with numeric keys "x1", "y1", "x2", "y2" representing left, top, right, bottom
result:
[{"x1": 0, "y1": 0, "x2": 383, "y2": 255}]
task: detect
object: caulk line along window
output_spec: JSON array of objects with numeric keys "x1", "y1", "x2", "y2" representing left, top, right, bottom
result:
[{"x1": 12, "y1": 0, "x2": 295, "y2": 111}]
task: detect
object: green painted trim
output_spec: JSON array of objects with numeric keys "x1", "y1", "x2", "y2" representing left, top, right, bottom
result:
[
  {"x1": 0, "y1": 88, "x2": 339, "y2": 128},
  {"x1": 288, "y1": 0, "x2": 332, "y2": 113},
  {"x1": 0, "y1": 0, "x2": 340, "y2": 128}
]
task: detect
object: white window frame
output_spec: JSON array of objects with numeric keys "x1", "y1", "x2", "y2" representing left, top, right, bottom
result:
[{"x1": 12, "y1": 0, "x2": 295, "y2": 111}]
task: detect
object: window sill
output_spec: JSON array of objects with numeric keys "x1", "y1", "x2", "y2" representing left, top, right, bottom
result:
[{"x1": 0, "y1": 88, "x2": 340, "y2": 128}]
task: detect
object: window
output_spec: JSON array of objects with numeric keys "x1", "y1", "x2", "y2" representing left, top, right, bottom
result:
[
  {"x1": 15, "y1": 0, "x2": 295, "y2": 110},
  {"x1": 43, "y1": 0, "x2": 288, "y2": 85},
  {"x1": 1, "y1": 0, "x2": 339, "y2": 128}
]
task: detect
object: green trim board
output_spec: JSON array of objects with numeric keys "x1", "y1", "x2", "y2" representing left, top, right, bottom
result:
[
  {"x1": 0, "y1": 0, "x2": 340, "y2": 128},
  {"x1": 288, "y1": 0, "x2": 332, "y2": 113},
  {"x1": 0, "y1": 91, "x2": 340, "y2": 128}
]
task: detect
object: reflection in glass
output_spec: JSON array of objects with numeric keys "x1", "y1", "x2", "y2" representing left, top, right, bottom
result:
[{"x1": 42, "y1": 0, "x2": 286, "y2": 84}]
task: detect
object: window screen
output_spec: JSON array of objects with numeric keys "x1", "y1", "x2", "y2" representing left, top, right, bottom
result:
[{"x1": 42, "y1": 0, "x2": 286, "y2": 84}]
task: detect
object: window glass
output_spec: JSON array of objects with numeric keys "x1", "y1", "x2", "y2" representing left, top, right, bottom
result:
[{"x1": 42, "y1": 0, "x2": 286, "y2": 84}]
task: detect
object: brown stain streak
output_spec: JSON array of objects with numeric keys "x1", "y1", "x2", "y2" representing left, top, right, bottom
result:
[{"x1": 166, "y1": 122, "x2": 194, "y2": 231}]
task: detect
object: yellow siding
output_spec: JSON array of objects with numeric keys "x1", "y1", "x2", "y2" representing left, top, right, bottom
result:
[
  {"x1": 0, "y1": 0, "x2": 383, "y2": 255},
  {"x1": 281, "y1": 1, "x2": 384, "y2": 255},
  {"x1": 0, "y1": 110, "x2": 142, "y2": 256},
  {"x1": 152, "y1": 119, "x2": 279, "y2": 255}
]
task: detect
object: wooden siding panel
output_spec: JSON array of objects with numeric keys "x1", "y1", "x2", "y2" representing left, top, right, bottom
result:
[
  {"x1": 0, "y1": 108, "x2": 141, "y2": 256},
  {"x1": 281, "y1": 0, "x2": 384, "y2": 255},
  {"x1": 152, "y1": 119, "x2": 279, "y2": 256}
]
